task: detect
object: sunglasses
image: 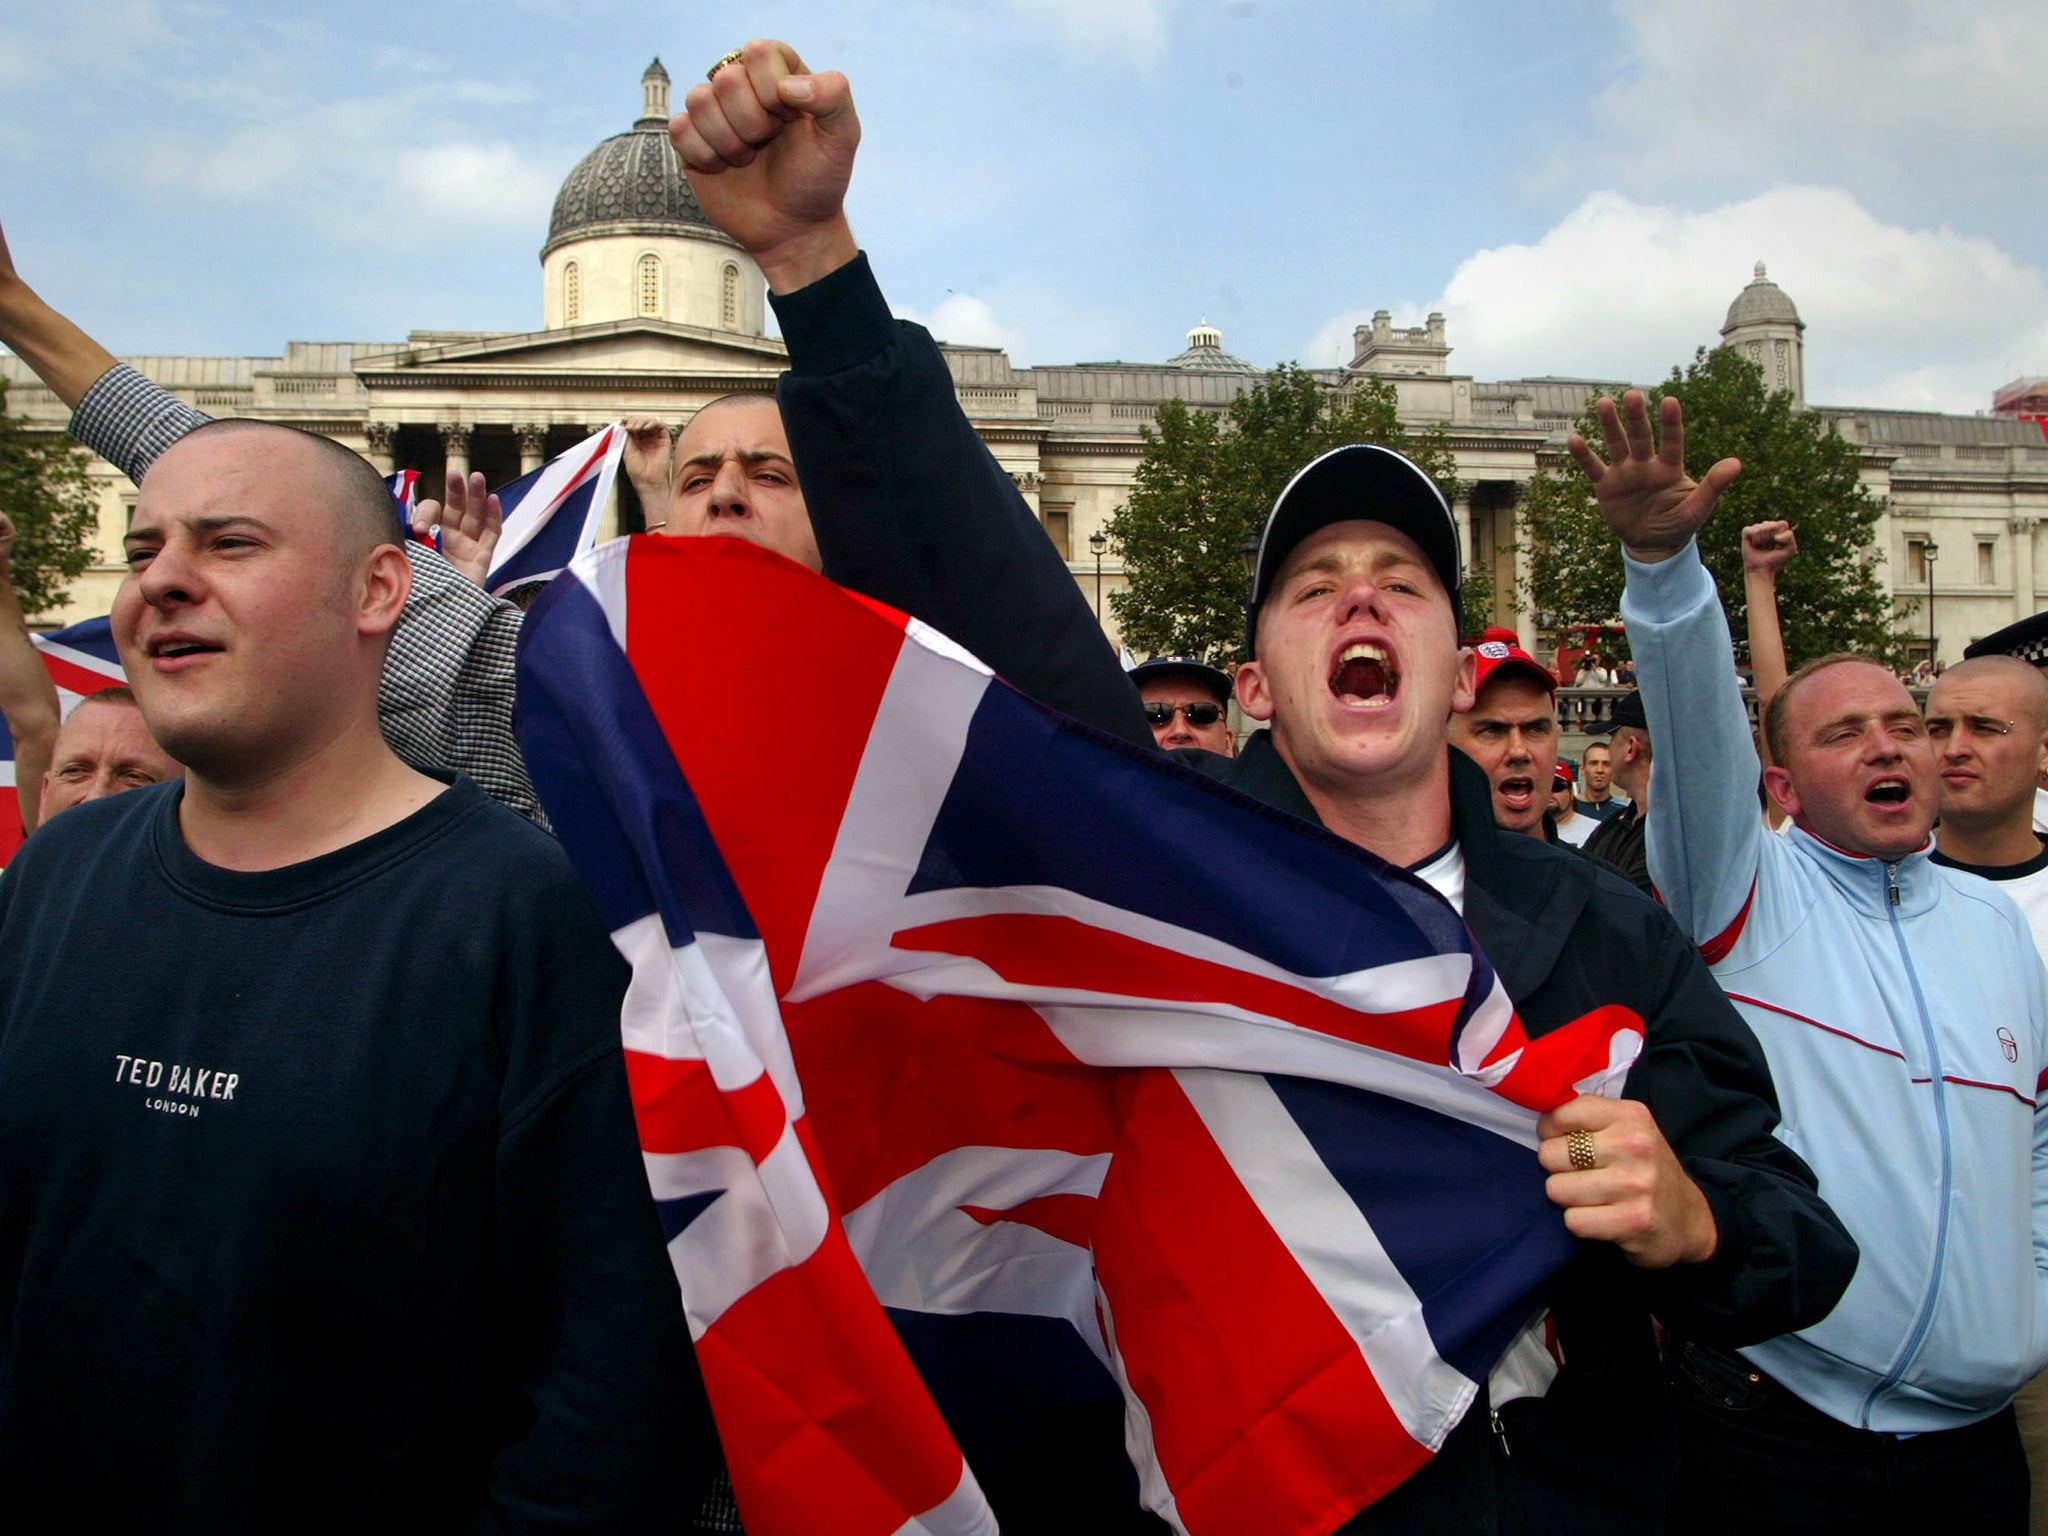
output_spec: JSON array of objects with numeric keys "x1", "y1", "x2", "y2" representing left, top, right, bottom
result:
[{"x1": 1145, "y1": 701, "x2": 1226, "y2": 728}]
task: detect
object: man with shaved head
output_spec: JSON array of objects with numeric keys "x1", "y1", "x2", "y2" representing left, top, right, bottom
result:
[
  {"x1": 38, "y1": 686, "x2": 179, "y2": 821},
  {"x1": 1927, "y1": 655, "x2": 2048, "y2": 949},
  {"x1": 0, "y1": 418, "x2": 710, "y2": 1524},
  {"x1": 1581, "y1": 390, "x2": 2048, "y2": 1530}
]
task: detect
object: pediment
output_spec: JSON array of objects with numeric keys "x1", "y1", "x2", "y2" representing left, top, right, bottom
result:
[{"x1": 354, "y1": 318, "x2": 787, "y2": 381}]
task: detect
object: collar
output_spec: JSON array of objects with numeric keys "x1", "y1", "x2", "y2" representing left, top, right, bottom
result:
[
  {"x1": 1782, "y1": 823, "x2": 1942, "y2": 918},
  {"x1": 1929, "y1": 834, "x2": 2048, "y2": 883}
]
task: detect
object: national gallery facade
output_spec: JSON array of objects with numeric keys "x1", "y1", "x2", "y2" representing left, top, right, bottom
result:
[{"x1": 6, "y1": 61, "x2": 2044, "y2": 665}]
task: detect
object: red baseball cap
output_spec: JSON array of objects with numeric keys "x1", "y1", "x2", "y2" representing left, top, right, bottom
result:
[{"x1": 1471, "y1": 626, "x2": 1556, "y2": 697}]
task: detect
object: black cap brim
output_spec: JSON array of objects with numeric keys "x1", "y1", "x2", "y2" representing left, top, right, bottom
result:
[
  {"x1": 1964, "y1": 610, "x2": 2048, "y2": 665},
  {"x1": 1244, "y1": 444, "x2": 1461, "y2": 658}
]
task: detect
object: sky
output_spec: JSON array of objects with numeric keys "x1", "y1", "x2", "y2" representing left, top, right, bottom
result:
[{"x1": 2, "y1": 0, "x2": 2043, "y2": 414}]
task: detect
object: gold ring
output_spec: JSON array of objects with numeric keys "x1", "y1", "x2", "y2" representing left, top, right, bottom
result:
[
  {"x1": 1567, "y1": 1130, "x2": 1597, "y2": 1171},
  {"x1": 708, "y1": 49, "x2": 744, "y2": 80}
]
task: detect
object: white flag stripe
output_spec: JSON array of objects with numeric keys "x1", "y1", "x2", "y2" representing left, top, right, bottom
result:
[
  {"x1": 1175, "y1": 1068, "x2": 1481, "y2": 1453},
  {"x1": 1039, "y1": 1004, "x2": 1540, "y2": 1149},
  {"x1": 890, "y1": 1463, "x2": 1000, "y2": 1536},
  {"x1": 657, "y1": 1121, "x2": 834, "y2": 1336},
  {"x1": 844, "y1": 1145, "x2": 1111, "y2": 1360},
  {"x1": 791, "y1": 629, "x2": 991, "y2": 1002},
  {"x1": 581, "y1": 538, "x2": 632, "y2": 655}
]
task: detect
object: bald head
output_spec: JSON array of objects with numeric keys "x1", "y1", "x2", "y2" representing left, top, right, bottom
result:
[
  {"x1": 175, "y1": 419, "x2": 399, "y2": 564},
  {"x1": 1931, "y1": 654, "x2": 2048, "y2": 731}
]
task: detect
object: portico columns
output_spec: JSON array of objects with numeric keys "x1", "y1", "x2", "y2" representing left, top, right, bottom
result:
[
  {"x1": 439, "y1": 423, "x2": 473, "y2": 481},
  {"x1": 516, "y1": 425, "x2": 550, "y2": 476},
  {"x1": 362, "y1": 422, "x2": 395, "y2": 474}
]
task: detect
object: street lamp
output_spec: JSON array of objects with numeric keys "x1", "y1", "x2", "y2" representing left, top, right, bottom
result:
[
  {"x1": 1089, "y1": 529, "x2": 1108, "y2": 620},
  {"x1": 1924, "y1": 538, "x2": 1939, "y2": 669}
]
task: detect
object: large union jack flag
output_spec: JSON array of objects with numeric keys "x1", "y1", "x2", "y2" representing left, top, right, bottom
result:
[
  {"x1": 514, "y1": 536, "x2": 1645, "y2": 1536},
  {"x1": 0, "y1": 616, "x2": 127, "y2": 862}
]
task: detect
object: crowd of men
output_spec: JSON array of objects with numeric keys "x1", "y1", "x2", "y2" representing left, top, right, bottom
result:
[{"x1": 0, "y1": 36, "x2": 2044, "y2": 1536}]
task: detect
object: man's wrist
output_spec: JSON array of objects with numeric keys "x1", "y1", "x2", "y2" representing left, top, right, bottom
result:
[
  {"x1": 1622, "y1": 541, "x2": 1684, "y2": 565},
  {"x1": 752, "y1": 216, "x2": 860, "y2": 295}
]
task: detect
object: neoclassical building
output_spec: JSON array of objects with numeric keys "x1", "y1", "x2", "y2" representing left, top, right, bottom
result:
[{"x1": 6, "y1": 61, "x2": 2046, "y2": 665}]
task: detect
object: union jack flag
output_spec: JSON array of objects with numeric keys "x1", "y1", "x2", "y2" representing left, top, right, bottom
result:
[
  {"x1": 385, "y1": 468, "x2": 423, "y2": 543},
  {"x1": 483, "y1": 424, "x2": 622, "y2": 597},
  {"x1": 514, "y1": 537, "x2": 1645, "y2": 1536},
  {"x1": 0, "y1": 616, "x2": 127, "y2": 861}
]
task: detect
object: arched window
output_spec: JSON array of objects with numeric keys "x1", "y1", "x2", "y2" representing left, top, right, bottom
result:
[
  {"x1": 638, "y1": 253, "x2": 663, "y2": 318},
  {"x1": 721, "y1": 263, "x2": 740, "y2": 329},
  {"x1": 563, "y1": 261, "x2": 581, "y2": 325}
]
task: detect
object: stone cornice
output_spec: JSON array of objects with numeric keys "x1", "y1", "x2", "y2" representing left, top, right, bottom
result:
[{"x1": 357, "y1": 371, "x2": 780, "y2": 393}]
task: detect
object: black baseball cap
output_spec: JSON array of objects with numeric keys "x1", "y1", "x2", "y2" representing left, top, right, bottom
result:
[
  {"x1": 1128, "y1": 654, "x2": 1233, "y2": 703},
  {"x1": 1600, "y1": 690, "x2": 1648, "y2": 733},
  {"x1": 1244, "y1": 444, "x2": 1461, "y2": 658}
]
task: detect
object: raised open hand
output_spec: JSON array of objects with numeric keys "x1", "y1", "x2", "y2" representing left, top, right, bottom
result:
[
  {"x1": 1741, "y1": 519, "x2": 1797, "y2": 577},
  {"x1": 1566, "y1": 391, "x2": 1742, "y2": 563},
  {"x1": 411, "y1": 469, "x2": 502, "y2": 590},
  {"x1": 671, "y1": 40, "x2": 860, "y2": 292}
]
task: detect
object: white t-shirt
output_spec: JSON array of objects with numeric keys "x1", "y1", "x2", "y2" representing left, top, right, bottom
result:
[
  {"x1": 1931, "y1": 839, "x2": 2048, "y2": 961},
  {"x1": 1554, "y1": 812, "x2": 1597, "y2": 848},
  {"x1": 1410, "y1": 839, "x2": 1467, "y2": 915}
]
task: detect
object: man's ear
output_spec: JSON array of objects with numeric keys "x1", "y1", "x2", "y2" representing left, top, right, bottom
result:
[
  {"x1": 356, "y1": 543, "x2": 414, "y2": 639},
  {"x1": 1449, "y1": 646, "x2": 1478, "y2": 717},
  {"x1": 1763, "y1": 763, "x2": 1800, "y2": 820},
  {"x1": 1234, "y1": 659, "x2": 1274, "y2": 723}
]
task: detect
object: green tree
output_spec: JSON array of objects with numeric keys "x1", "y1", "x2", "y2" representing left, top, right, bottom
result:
[
  {"x1": 0, "y1": 381, "x2": 101, "y2": 618},
  {"x1": 1106, "y1": 365, "x2": 1458, "y2": 665},
  {"x1": 1525, "y1": 347, "x2": 1903, "y2": 666}
]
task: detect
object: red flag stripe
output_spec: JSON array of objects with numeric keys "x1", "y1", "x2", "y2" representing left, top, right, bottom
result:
[{"x1": 624, "y1": 1050, "x2": 789, "y2": 1163}]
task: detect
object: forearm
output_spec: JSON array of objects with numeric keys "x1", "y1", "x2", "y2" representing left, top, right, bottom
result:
[
  {"x1": 0, "y1": 274, "x2": 118, "y2": 409},
  {"x1": 1622, "y1": 542, "x2": 1767, "y2": 943},
  {"x1": 380, "y1": 543, "x2": 538, "y2": 820},
  {"x1": 0, "y1": 560, "x2": 57, "y2": 833},
  {"x1": 1744, "y1": 568, "x2": 1789, "y2": 718},
  {"x1": 771, "y1": 255, "x2": 1151, "y2": 747}
]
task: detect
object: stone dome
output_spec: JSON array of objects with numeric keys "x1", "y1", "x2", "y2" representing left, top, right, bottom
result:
[
  {"x1": 1722, "y1": 261, "x2": 1804, "y2": 333},
  {"x1": 541, "y1": 59, "x2": 713, "y2": 258}
]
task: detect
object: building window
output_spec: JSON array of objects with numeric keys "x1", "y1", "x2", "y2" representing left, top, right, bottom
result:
[
  {"x1": 1042, "y1": 504, "x2": 1072, "y2": 561},
  {"x1": 1905, "y1": 537, "x2": 1928, "y2": 586},
  {"x1": 1979, "y1": 538, "x2": 1996, "y2": 585},
  {"x1": 638, "y1": 254, "x2": 663, "y2": 318},
  {"x1": 721, "y1": 264, "x2": 740, "y2": 329},
  {"x1": 564, "y1": 261, "x2": 580, "y2": 325}
]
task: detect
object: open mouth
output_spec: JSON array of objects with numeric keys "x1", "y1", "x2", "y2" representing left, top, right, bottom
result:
[
  {"x1": 1498, "y1": 774, "x2": 1536, "y2": 807},
  {"x1": 1330, "y1": 642, "x2": 1398, "y2": 706},
  {"x1": 147, "y1": 636, "x2": 223, "y2": 662},
  {"x1": 1865, "y1": 777, "x2": 1911, "y2": 806}
]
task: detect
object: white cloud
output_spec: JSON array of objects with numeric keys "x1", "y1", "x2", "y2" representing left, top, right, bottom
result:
[
  {"x1": 1006, "y1": 0, "x2": 1169, "y2": 69},
  {"x1": 1580, "y1": 0, "x2": 2046, "y2": 187},
  {"x1": 893, "y1": 294, "x2": 1028, "y2": 354},
  {"x1": 394, "y1": 143, "x2": 558, "y2": 229},
  {"x1": 1306, "y1": 186, "x2": 2048, "y2": 414}
]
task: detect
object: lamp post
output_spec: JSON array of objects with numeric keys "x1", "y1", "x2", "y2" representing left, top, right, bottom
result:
[
  {"x1": 1925, "y1": 538, "x2": 1939, "y2": 669},
  {"x1": 1089, "y1": 529, "x2": 1108, "y2": 621}
]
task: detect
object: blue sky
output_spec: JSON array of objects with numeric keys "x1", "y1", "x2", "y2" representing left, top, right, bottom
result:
[{"x1": 3, "y1": 0, "x2": 2042, "y2": 412}]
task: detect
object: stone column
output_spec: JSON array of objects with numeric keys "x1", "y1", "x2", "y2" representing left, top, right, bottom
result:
[
  {"x1": 362, "y1": 422, "x2": 395, "y2": 474},
  {"x1": 439, "y1": 422, "x2": 473, "y2": 481},
  {"x1": 516, "y1": 425, "x2": 549, "y2": 476},
  {"x1": 1509, "y1": 490, "x2": 1536, "y2": 652},
  {"x1": 1451, "y1": 489, "x2": 1474, "y2": 587}
]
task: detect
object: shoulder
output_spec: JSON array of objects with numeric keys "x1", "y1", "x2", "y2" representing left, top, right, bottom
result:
[{"x1": 8, "y1": 780, "x2": 172, "y2": 875}]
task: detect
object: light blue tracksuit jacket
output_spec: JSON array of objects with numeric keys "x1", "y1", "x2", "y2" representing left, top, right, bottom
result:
[{"x1": 1624, "y1": 542, "x2": 2048, "y2": 1433}]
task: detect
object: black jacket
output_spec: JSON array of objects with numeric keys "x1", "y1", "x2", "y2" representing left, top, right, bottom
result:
[
  {"x1": 1584, "y1": 799, "x2": 1654, "y2": 896},
  {"x1": 772, "y1": 255, "x2": 1856, "y2": 1535}
]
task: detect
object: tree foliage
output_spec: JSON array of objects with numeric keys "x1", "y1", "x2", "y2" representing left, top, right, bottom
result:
[
  {"x1": 1106, "y1": 365, "x2": 1459, "y2": 665},
  {"x1": 1524, "y1": 347, "x2": 1903, "y2": 666},
  {"x1": 0, "y1": 381, "x2": 101, "y2": 618}
]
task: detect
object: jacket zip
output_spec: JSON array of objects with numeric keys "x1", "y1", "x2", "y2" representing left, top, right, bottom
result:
[{"x1": 1857, "y1": 857, "x2": 1954, "y2": 1427}]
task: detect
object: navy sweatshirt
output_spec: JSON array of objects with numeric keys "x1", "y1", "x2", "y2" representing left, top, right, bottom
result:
[{"x1": 0, "y1": 776, "x2": 713, "y2": 1531}]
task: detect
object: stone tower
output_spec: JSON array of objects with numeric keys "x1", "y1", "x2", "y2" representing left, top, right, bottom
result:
[{"x1": 1720, "y1": 261, "x2": 1805, "y2": 408}]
